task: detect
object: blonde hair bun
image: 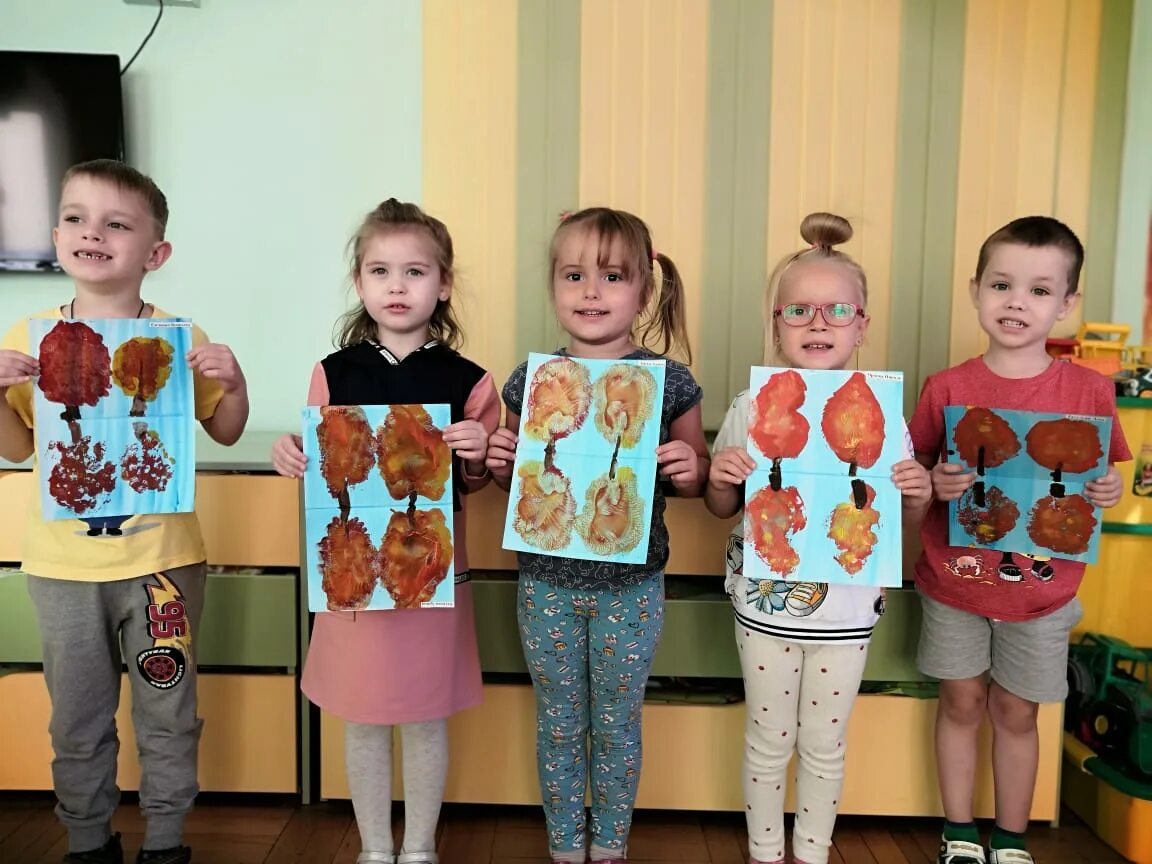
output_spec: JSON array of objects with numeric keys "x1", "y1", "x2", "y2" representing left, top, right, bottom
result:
[{"x1": 800, "y1": 212, "x2": 852, "y2": 250}]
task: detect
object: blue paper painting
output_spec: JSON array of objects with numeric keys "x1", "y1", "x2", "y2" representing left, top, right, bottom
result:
[
  {"x1": 742, "y1": 367, "x2": 905, "y2": 589},
  {"x1": 502, "y1": 353, "x2": 666, "y2": 565},
  {"x1": 944, "y1": 406, "x2": 1111, "y2": 564},
  {"x1": 302, "y1": 404, "x2": 455, "y2": 612},
  {"x1": 31, "y1": 317, "x2": 194, "y2": 528}
]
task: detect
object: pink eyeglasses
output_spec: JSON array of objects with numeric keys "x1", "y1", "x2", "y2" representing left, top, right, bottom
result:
[{"x1": 774, "y1": 302, "x2": 865, "y2": 328}]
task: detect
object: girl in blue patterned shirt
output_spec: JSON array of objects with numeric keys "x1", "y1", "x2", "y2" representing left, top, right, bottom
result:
[{"x1": 486, "y1": 208, "x2": 709, "y2": 864}]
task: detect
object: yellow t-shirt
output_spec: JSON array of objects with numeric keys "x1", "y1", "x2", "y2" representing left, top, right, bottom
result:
[{"x1": 2, "y1": 305, "x2": 224, "y2": 581}]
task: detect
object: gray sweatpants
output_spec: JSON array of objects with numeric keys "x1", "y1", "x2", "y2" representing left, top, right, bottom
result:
[{"x1": 27, "y1": 562, "x2": 206, "y2": 853}]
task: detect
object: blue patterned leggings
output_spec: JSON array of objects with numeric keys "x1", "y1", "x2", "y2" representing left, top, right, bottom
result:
[{"x1": 517, "y1": 573, "x2": 665, "y2": 860}]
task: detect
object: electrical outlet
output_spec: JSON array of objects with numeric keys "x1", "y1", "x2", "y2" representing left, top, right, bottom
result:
[{"x1": 124, "y1": 0, "x2": 201, "y2": 7}]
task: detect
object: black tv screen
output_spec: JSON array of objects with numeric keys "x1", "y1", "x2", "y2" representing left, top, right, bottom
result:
[{"x1": 0, "y1": 51, "x2": 125, "y2": 272}]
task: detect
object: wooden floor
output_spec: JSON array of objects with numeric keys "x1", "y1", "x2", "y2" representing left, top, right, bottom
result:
[{"x1": 0, "y1": 795, "x2": 1125, "y2": 864}]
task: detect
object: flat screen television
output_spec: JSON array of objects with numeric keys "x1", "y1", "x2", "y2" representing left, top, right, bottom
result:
[{"x1": 0, "y1": 51, "x2": 125, "y2": 272}]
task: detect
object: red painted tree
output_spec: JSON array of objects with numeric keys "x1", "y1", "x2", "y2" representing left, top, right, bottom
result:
[
  {"x1": 37, "y1": 321, "x2": 111, "y2": 422},
  {"x1": 822, "y1": 373, "x2": 885, "y2": 509},
  {"x1": 47, "y1": 435, "x2": 117, "y2": 514},
  {"x1": 1028, "y1": 494, "x2": 1097, "y2": 555},
  {"x1": 956, "y1": 485, "x2": 1020, "y2": 545},
  {"x1": 745, "y1": 371, "x2": 812, "y2": 574},
  {"x1": 112, "y1": 336, "x2": 174, "y2": 417},
  {"x1": 1024, "y1": 418, "x2": 1105, "y2": 555},
  {"x1": 952, "y1": 407, "x2": 1021, "y2": 507},
  {"x1": 750, "y1": 370, "x2": 810, "y2": 491},
  {"x1": 120, "y1": 422, "x2": 175, "y2": 494},
  {"x1": 317, "y1": 406, "x2": 376, "y2": 520},
  {"x1": 1026, "y1": 419, "x2": 1104, "y2": 496}
]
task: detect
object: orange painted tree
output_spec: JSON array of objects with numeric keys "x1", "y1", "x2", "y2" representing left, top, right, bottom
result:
[
  {"x1": 112, "y1": 336, "x2": 174, "y2": 417},
  {"x1": 515, "y1": 359, "x2": 593, "y2": 551},
  {"x1": 317, "y1": 406, "x2": 376, "y2": 520},
  {"x1": 822, "y1": 372, "x2": 885, "y2": 509},
  {"x1": 319, "y1": 515, "x2": 379, "y2": 610},
  {"x1": 376, "y1": 405, "x2": 454, "y2": 606},
  {"x1": 747, "y1": 371, "x2": 811, "y2": 576}
]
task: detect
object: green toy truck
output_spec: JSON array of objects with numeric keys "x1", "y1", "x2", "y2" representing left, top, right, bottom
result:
[{"x1": 1067, "y1": 633, "x2": 1152, "y2": 778}]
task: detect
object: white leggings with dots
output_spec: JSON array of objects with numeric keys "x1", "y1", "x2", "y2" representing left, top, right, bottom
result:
[{"x1": 736, "y1": 623, "x2": 870, "y2": 864}]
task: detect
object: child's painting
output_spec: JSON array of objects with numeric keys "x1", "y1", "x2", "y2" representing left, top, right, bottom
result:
[
  {"x1": 302, "y1": 404, "x2": 455, "y2": 612},
  {"x1": 742, "y1": 368, "x2": 905, "y2": 589},
  {"x1": 31, "y1": 318, "x2": 195, "y2": 527},
  {"x1": 944, "y1": 406, "x2": 1111, "y2": 564},
  {"x1": 502, "y1": 353, "x2": 666, "y2": 564}
]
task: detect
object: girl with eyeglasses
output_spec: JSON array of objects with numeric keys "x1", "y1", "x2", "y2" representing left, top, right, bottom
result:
[{"x1": 703, "y1": 212, "x2": 932, "y2": 864}]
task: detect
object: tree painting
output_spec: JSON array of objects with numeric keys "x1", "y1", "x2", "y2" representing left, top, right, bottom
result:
[
  {"x1": 750, "y1": 369, "x2": 810, "y2": 491},
  {"x1": 46, "y1": 435, "x2": 117, "y2": 514},
  {"x1": 1028, "y1": 494, "x2": 1098, "y2": 555},
  {"x1": 37, "y1": 321, "x2": 111, "y2": 423},
  {"x1": 827, "y1": 481, "x2": 881, "y2": 574},
  {"x1": 1025, "y1": 419, "x2": 1104, "y2": 497},
  {"x1": 956, "y1": 485, "x2": 1020, "y2": 546},
  {"x1": 501, "y1": 354, "x2": 668, "y2": 566},
  {"x1": 514, "y1": 358, "x2": 594, "y2": 552},
  {"x1": 318, "y1": 515, "x2": 380, "y2": 611},
  {"x1": 120, "y1": 422, "x2": 175, "y2": 493},
  {"x1": 377, "y1": 405, "x2": 451, "y2": 503},
  {"x1": 576, "y1": 466, "x2": 645, "y2": 556},
  {"x1": 591, "y1": 363, "x2": 657, "y2": 450},
  {"x1": 112, "y1": 336, "x2": 174, "y2": 417},
  {"x1": 822, "y1": 372, "x2": 886, "y2": 509},
  {"x1": 573, "y1": 364, "x2": 656, "y2": 557},
  {"x1": 746, "y1": 483, "x2": 807, "y2": 577},
  {"x1": 952, "y1": 407, "x2": 1021, "y2": 507},
  {"x1": 375, "y1": 405, "x2": 454, "y2": 600},
  {"x1": 1024, "y1": 419, "x2": 1104, "y2": 555},
  {"x1": 317, "y1": 406, "x2": 376, "y2": 520},
  {"x1": 513, "y1": 460, "x2": 577, "y2": 550},
  {"x1": 379, "y1": 508, "x2": 454, "y2": 608},
  {"x1": 523, "y1": 357, "x2": 593, "y2": 445},
  {"x1": 746, "y1": 370, "x2": 813, "y2": 576}
]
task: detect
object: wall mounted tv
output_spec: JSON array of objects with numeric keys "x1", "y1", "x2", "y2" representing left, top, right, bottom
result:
[{"x1": 0, "y1": 51, "x2": 125, "y2": 273}]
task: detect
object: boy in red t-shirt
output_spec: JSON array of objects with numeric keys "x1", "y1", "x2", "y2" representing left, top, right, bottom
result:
[{"x1": 909, "y1": 216, "x2": 1131, "y2": 864}]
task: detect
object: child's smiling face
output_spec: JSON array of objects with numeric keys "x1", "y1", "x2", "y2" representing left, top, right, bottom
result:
[{"x1": 773, "y1": 260, "x2": 869, "y2": 371}]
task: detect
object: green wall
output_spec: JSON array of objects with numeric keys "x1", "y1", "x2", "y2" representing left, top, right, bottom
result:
[{"x1": 1, "y1": 0, "x2": 424, "y2": 432}]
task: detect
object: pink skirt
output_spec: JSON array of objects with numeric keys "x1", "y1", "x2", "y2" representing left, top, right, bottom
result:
[{"x1": 301, "y1": 581, "x2": 483, "y2": 725}]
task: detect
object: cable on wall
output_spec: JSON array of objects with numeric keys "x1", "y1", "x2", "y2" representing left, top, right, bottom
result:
[{"x1": 121, "y1": 0, "x2": 165, "y2": 76}]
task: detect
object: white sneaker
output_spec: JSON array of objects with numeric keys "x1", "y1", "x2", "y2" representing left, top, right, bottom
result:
[
  {"x1": 988, "y1": 850, "x2": 1034, "y2": 864},
  {"x1": 938, "y1": 838, "x2": 986, "y2": 864},
  {"x1": 356, "y1": 854, "x2": 394, "y2": 864},
  {"x1": 397, "y1": 853, "x2": 438, "y2": 864}
]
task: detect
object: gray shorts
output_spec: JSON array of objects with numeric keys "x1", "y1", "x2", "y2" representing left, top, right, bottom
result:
[{"x1": 916, "y1": 591, "x2": 1082, "y2": 703}]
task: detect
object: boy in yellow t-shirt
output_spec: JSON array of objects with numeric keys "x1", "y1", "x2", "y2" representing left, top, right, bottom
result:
[{"x1": 0, "y1": 160, "x2": 249, "y2": 864}]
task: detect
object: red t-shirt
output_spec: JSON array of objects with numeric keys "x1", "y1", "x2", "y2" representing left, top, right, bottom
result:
[{"x1": 908, "y1": 357, "x2": 1131, "y2": 621}]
